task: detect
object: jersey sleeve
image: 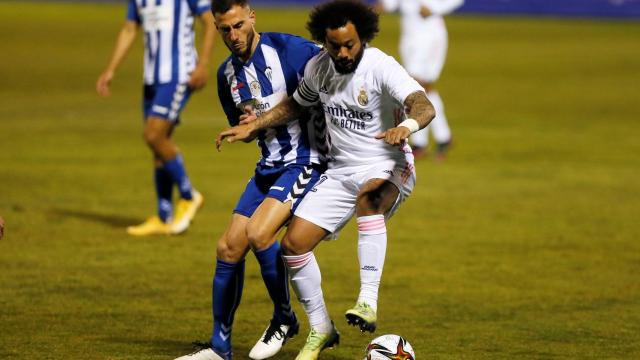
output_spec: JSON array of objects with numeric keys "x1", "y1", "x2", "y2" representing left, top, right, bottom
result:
[
  {"x1": 187, "y1": 0, "x2": 212, "y2": 15},
  {"x1": 217, "y1": 64, "x2": 242, "y2": 126},
  {"x1": 283, "y1": 35, "x2": 322, "y2": 77},
  {"x1": 292, "y1": 57, "x2": 321, "y2": 107},
  {"x1": 379, "y1": 55, "x2": 425, "y2": 105},
  {"x1": 126, "y1": 0, "x2": 141, "y2": 23}
]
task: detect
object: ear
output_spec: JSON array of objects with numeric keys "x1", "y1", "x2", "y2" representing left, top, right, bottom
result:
[{"x1": 249, "y1": 9, "x2": 256, "y2": 25}]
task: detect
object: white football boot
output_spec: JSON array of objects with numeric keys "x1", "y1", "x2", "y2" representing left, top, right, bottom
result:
[
  {"x1": 174, "y1": 342, "x2": 231, "y2": 360},
  {"x1": 249, "y1": 318, "x2": 300, "y2": 359}
]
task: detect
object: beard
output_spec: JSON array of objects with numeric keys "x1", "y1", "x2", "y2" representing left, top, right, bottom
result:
[
  {"x1": 333, "y1": 45, "x2": 365, "y2": 74},
  {"x1": 228, "y1": 30, "x2": 256, "y2": 60}
]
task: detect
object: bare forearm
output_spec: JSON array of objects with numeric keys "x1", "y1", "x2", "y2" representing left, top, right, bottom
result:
[
  {"x1": 254, "y1": 97, "x2": 304, "y2": 130},
  {"x1": 404, "y1": 91, "x2": 435, "y2": 129},
  {"x1": 104, "y1": 22, "x2": 138, "y2": 73},
  {"x1": 197, "y1": 12, "x2": 216, "y2": 68}
]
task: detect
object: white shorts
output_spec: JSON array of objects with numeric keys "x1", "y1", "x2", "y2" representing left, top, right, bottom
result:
[
  {"x1": 400, "y1": 18, "x2": 448, "y2": 83},
  {"x1": 293, "y1": 159, "x2": 416, "y2": 237}
]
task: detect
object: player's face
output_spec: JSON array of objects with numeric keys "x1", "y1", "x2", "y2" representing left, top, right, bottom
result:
[
  {"x1": 214, "y1": 5, "x2": 257, "y2": 61},
  {"x1": 324, "y1": 22, "x2": 364, "y2": 74}
]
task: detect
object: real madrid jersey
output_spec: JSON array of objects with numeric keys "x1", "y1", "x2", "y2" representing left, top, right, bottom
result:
[
  {"x1": 217, "y1": 32, "x2": 328, "y2": 169},
  {"x1": 127, "y1": 0, "x2": 210, "y2": 85},
  {"x1": 380, "y1": 0, "x2": 464, "y2": 41},
  {"x1": 293, "y1": 47, "x2": 424, "y2": 174}
]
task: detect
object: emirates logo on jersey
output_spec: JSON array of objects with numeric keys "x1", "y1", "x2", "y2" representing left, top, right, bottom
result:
[{"x1": 358, "y1": 87, "x2": 369, "y2": 106}]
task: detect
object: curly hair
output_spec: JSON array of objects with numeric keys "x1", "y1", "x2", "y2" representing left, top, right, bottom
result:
[
  {"x1": 212, "y1": 0, "x2": 249, "y2": 14},
  {"x1": 306, "y1": 0, "x2": 379, "y2": 44}
]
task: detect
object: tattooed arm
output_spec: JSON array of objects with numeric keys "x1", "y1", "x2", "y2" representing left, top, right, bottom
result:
[
  {"x1": 375, "y1": 90, "x2": 436, "y2": 146},
  {"x1": 216, "y1": 97, "x2": 305, "y2": 151}
]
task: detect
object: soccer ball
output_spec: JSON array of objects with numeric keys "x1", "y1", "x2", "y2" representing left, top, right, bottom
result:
[{"x1": 364, "y1": 334, "x2": 416, "y2": 360}]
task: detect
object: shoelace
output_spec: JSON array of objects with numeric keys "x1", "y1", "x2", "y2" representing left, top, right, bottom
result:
[
  {"x1": 302, "y1": 329, "x2": 324, "y2": 350},
  {"x1": 262, "y1": 320, "x2": 285, "y2": 343}
]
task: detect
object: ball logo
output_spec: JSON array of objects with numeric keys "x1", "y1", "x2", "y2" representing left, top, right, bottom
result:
[{"x1": 358, "y1": 87, "x2": 369, "y2": 106}]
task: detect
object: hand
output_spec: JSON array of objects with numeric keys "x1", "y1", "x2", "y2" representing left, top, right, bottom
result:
[
  {"x1": 216, "y1": 123, "x2": 257, "y2": 151},
  {"x1": 419, "y1": 5, "x2": 432, "y2": 18},
  {"x1": 375, "y1": 126, "x2": 411, "y2": 146},
  {"x1": 187, "y1": 64, "x2": 209, "y2": 90},
  {"x1": 96, "y1": 70, "x2": 114, "y2": 96},
  {"x1": 239, "y1": 105, "x2": 258, "y2": 125}
]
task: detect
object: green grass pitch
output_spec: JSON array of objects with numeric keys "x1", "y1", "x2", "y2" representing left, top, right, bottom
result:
[{"x1": 1, "y1": 2, "x2": 639, "y2": 359}]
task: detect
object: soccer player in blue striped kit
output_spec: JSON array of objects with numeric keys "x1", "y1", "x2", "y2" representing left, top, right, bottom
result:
[
  {"x1": 97, "y1": 0, "x2": 216, "y2": 235},
  {"x1": 174, "y1": 1, "x2": 327, "y2": 359}
]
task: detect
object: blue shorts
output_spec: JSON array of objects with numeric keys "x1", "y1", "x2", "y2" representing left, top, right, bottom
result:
[
  {"x1": 143, "y1": 82, "x2": 192, "y2": 122},
  {"x1": 234, "y1": 164, "x2": 323, "y2": 217}
]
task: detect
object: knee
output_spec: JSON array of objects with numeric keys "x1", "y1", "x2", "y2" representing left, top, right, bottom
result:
[
  {"x1": 143, "y1": 127, "x2": 164, "y2": 149},
  {"x1": 216, "y1": 234, "x2": 247, "y2": 262},
  {"x1": 246, "y1": 223, "x2": 274, "y2": 252},
  {"x1": 281, "y1": 232, "x2": 307, "y2": 256}
]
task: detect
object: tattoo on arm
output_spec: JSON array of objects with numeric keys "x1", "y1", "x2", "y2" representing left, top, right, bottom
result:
[
  {"x1": 404, "y1": 91, "x2": 436, "y2": 129},
  {"x1": 254, "y1": 97, "x2": 304, "y2": 130}
]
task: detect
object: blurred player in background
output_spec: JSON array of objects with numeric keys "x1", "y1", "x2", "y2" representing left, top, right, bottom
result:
[
  {"x1": 0, "y1": 216, "x2": 4, "y2": 239},
  {"x1": 378, "y1": 0, "x2": 463, "y2": 160},
  {"x1": 96, "y1": 0, "x2": 216, "y2": 235},
  {"x1": 218, "y1": 1, "x2": 435, "y2": 358},
  {"x1": 174, "y1": 1, "x2": 327, "y2": 359}
]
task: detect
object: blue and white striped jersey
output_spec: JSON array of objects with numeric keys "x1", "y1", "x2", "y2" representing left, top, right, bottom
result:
[
  {"x1": 127, "y1": 0, "x2": 210, "y2": 85},
  {"x1": 217, "y1": 32, "x2": 328, "y2": 169}
]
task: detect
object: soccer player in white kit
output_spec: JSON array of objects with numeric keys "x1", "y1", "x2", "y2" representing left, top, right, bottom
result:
[
  {"x1": 217, "y1": 1, "x2": 435, "y2": 358},
  {"x1": 378, "y1": 0, "x2": 464, "y2": 160}
]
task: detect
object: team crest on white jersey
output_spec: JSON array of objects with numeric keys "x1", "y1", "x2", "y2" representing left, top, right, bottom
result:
[
  {"x1": 358, "y1": 87, "x2": 369, "y2": 106},
  {"x1": 265, "y1": 66, "x2": 273, "y2": 80},
  {"x1": 250, "y1": 81, "x2": 261, "y2": 97}
]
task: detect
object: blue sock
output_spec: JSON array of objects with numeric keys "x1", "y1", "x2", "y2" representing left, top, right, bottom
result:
[
  {"x1": 163, "y1": 155, "x2": 193, "y2": 200},
  {"x1": 154, "y1": 167, "x2": 173, "y2": 222},
  {"x1": 211, "y1": 259, "x2": 245, "y2": 353},
  {"x1": 254, "y1": 242, "x2": 295, "y2": 325}
]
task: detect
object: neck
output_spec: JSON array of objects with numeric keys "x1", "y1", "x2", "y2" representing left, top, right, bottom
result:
[{"x1": 239, "y1": 32, "x2": 260, "y2": 63}]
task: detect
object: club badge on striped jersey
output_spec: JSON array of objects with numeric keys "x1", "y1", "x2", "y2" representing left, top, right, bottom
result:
[
  {"x1": 358, "y1": 86, "x2": 369, "y2": 106},
  {"x1": 250, "y1": 81, "x2": 261, "y2": 97}
]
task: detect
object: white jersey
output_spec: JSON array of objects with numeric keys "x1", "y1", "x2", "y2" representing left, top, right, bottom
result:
[
  {"x1": 293, "y1": 47, "x2": 424, "y2": 174},
  {"x1": 381, "y1": 0, "x2": 463, "y2": 81},
  {"x1": 127, "y1": 0, "x2": 211, "y2": 85}
]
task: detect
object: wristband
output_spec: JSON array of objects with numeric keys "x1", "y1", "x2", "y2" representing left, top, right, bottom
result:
[{"x1": 398, "y1": 118, "x2": 420, "y2": 133}]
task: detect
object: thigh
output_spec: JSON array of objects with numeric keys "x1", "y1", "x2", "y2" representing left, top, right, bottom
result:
[
  {"x1": 282, "y1": 215, "x2": 330, "y2": 255},
  {"x1": 217, "y1": 213, "x2": 251, "y2": 262},
  {"x1": 293, "y1": 174, "x2": 357, "y2": 235},
  {"x1": 355, "y1": 160, "x2": 416, "y2": 218}
]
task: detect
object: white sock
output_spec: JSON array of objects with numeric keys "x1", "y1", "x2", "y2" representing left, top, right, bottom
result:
[
  {"x1": 356, "y1": 215, "x2": 387, "y2": 312},
  {"x1": 427, "y1": 90, "x2": 451, "y2": 144},
  {"x1": 283, "y1": 252, "x2": 332, "y2": 333}
]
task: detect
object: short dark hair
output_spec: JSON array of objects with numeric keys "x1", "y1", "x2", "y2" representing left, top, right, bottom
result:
[
  {"x1": 306, "y1": 0, "x2": 379, "y2": 43},
  {"x1": 212, "y1": 0, "x2": 249, "y2": 14}
]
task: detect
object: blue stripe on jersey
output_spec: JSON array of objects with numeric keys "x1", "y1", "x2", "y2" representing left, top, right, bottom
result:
[
  {"x1": 275, "y1": 125, "x2": 292, "y2": 163},
  {"x1": 153, "y1": 30, "x2": 161, "y2": 84},
  {"x1": 172, "y1": 0, "x2": 181, "y2": 82},
  {"x1": 296, "y1": 117, "x2": 311, "y2": 161},
  {"x1": 142, "y1": 0, "x2": 147, "y2": 7},
  {"x1": 231, "y1": 60, "x2": 253, "y2": 103},
  {"x1": 251, "y1": 48, "x2": 273, "y2": 98}
]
